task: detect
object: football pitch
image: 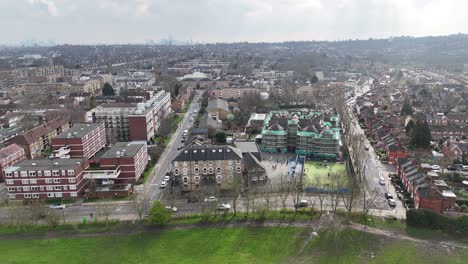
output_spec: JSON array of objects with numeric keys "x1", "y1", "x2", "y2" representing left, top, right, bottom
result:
[{"x1": 304, "y1": 161, "x2": 347, "y2": 188}]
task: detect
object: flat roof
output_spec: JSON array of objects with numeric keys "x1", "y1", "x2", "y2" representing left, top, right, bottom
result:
[
  {"x1": 101, "y1": 142, "x2": 146, "y2": 159},
  {"x1": 56, "y1": 123, "x2": 102, "y2": 139},
  {"x1": 5, "y1": 158, "x2": 85, "y2": 171},
  {"x1": 234, "y1": 141, "x2": 260, "y2": 153}
]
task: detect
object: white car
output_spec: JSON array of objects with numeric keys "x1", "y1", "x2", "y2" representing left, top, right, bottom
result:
[
  {"x1": 431, "y1": 165, "x2": 441, "y2": 170},
  {"x1": 163, "y1": 175, "x2": 170, "y2": 182},
  {"x1": 160, "y1": 181, "x2": 167, "y2": 188},
  {"x1": 49, "y1": 204, "x2": 66, "y2": 209},
  {"x1": 204, "y1": 196, "x2": 218, "y2": 203},
  {"x1": 165, "y1": 206, "x2": 178, "y2": 212},
  {"x1": 217, "y1": 203, "x2": 231, "y2": 211}
]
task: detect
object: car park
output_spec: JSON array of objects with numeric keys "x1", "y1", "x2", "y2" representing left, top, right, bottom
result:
[{"x1": 49, "y1": 204, "x2": 66, "y2": 209}]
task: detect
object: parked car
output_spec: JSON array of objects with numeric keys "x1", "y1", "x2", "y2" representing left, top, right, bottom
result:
[
  {"x1": 364, "y1": 146, "x2": 370, "y2": 151},
  {"x1": 462, "y1": 165, "x2": 468, "y2": 171},
  {"x1": 177, "y1": 145, "x2": 184, "y2": 150},
  {"x1": 294, "y1": 200, "x2": 309, "y2": 208},
  {"x1": 431, "y1": 165, "x2": 441, "y2": 170},
  {"x1": 165, "y1": 206, "x2": 178, "y2": 212},
  {"x1": 397, "y1": 193, "x2": 403, "y2": 200},
  {"x1": 49, "y1": 204, "x2": 66, "y2": 209},
  {"x1": 387, "y1": 198, "x2": 396, "y2": 207},
  {"x1": 163, "y1": 175, "x2": 170, "y2": 182},
  {"x1": 160, "y1": 181, "x2": 167, "y2": 188},
  {"x1": 217, "y1": 203, "x2": 231, "y2": 211},
  {"x1": 204, "y1": 196, "x2": 218, "y2": 203},
  {"x1": 384, "y1": 192, "x2": 393, "y2": 200},
  {"x1": 379, "y1": 176, "x2": 385, "y2": 185}
]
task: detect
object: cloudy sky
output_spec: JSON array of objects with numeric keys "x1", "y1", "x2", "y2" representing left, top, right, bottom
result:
[{"x1": 1, "y1": 0, "x2": 467, "y2": 44}]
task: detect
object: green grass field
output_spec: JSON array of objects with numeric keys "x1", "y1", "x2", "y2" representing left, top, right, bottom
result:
[
  {"x1": 304, "y1": 161, "x2": 347, "y2": 187},
  {"x1": 1, "y1": 227, "x2": 466, "y2": 264}
]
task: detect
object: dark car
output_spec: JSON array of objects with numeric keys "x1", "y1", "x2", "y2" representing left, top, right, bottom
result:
[{"x1": 384, "y1": 192, "x2": 393, "y2": 200}]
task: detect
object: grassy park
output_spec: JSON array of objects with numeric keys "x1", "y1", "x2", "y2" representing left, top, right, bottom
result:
[
  {"x1": 1, "y1": 227, "x2": 466, "y2": 264},
  {"x1": 304, "y1": 161, "x2": 348, "y2": 188}
]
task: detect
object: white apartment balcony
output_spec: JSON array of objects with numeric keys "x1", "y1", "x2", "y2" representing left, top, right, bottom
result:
[
  {"x1": 83, "y1": 166, "x2": 121, "y2": 179},
  {"x1": 54, "y1": 146, "x2": 71, "y2": 158}
]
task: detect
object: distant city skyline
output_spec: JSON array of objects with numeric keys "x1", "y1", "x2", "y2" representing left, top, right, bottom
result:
[{"x1": 1, "y1": 0, "x2": 468, "y2": 45}]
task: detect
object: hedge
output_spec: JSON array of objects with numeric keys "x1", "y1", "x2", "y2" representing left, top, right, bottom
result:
[{"x1": 406, "y1": 209, "x2": 468, "y2": 235}]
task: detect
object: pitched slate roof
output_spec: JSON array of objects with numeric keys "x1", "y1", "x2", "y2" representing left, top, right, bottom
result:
[{"x1": 173, "y1": 145, "x2": 242, "y2": 162}]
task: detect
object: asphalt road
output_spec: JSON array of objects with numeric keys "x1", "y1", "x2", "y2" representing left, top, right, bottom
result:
[{"x1": 141, "y1": 91, "x2": 202, "y2": 202}]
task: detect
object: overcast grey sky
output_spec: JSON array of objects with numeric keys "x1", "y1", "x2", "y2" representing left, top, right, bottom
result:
[{"x1": 1, "y1": 0, "x2": 467, "y2": 44}]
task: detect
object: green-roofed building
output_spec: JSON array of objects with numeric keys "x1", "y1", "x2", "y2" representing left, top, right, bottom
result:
[{"x1": 260, "y1": 110, "x2": 341, "y2": 159}]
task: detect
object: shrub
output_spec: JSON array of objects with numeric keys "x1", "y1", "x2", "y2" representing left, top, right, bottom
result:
[
  {"x1": 148, "y1": 201, "x2": 171, "y2": 226},
  {"x1": 406, "y1": 209, "x2": 468, "y2": 235}
]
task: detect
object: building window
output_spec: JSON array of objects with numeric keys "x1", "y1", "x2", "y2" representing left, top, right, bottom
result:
[
  {"x1": 236, "y1": 167, "x2": 242, "y2": 173},
  {"x1": 32, "y1": 193, "x2": 39, "y2": 199},
  {"x1": 174, "y1": 169, "x2": 179, "y2": 175},
  {"x1": 24, "y1": 193, "x2": 31, "y2": 199},
  {"x1": 174, "y1": 161, "x2": 178, "y2": 167},
  {"x1": 45, "y1": 179, "x2": 52, "y2": 184},
  {"x1": 208, "y1": 160, "x2": 213, "y2": 165},
  {"x1": 5, "y1": 179, "x2": 13, "y2": 185},
  {"x1": 55, "y1": 192, "x2": 62, "y2": 198},
  {"x1": 209, "y1": 167, "x2": 213, "y2": 174},
  {"x1": 194, "y1": 160, "x2": 199, "y2": 165},
  {"x1": 54, "y1": 186, "x2": 61, "y2": 190},
  {"x1": 5, "y1": 172, "x2": 12, "y2": 177},
  {"x1": 194, "y1": 168, "x2": 199, "y2": 175},
  {"x1": 63, "y1": 185, "x2": 68, "y2": 190},
  {"x1": 8, "y1": 194, "x2": 15, "y2": 199},
  {"x1": 37, "y1": 171, "x2": 42, "y2": 177},
  {"x1": 70, "y1": 185, "x2": 76, "y2": 190},
  {"x1": 61, "y1": 170, "x2": 66, "y2": 176},
  {"x1": 21, "y1": 179, "x2": 29, "y2": 184},
  {"x1": 216, "y1": 160, "x2": 222, "y2": 165},
  {"x1": 30, "y1": 179, "x2": 37, "y2": 184},
  {"x1": 40, "y1": 186, "x2": 44, "y2": 191},
  {"x1": 236, "y1": 160, "x2": 241, "y2": 164},
  {"x1": 20, "y1": 171, "x2": 27, "y2": 177},
  {"x1": 44, "y1": 171, "x2": 51, "y2": 176},
  {"x1": 52, "y1": 170, "x2": 59, "y2": 176},
  {"x1": 31, "y1": 186, "x2": 38, "y2": 191},
  {"x1": 203, "y1": 168, "x2": 207, "y2": 175},
  {"x1": 194, "y1": 176, "x2": 200, "y2": 184},
  {"x1": 228, "y1": 160, "x2": 233, "y2": 165},
  {"x1": 69, "y1": 178, "x2": 76, "y2": 183},
  {"x1": 28, "y1": 171, "x2": 36, "y2": 177},
  {"x1": 70, "y1": 192, "x2": 77, "y2": 197},
  {"x1": 46, "y1": 186, "x2": 53, "y2": 191},
  {"x1": 53, "y1": 178, "x2": 61, "y2": 183},
  {"x1": 183, "y1": 177, "x2": 188, "y2": 184},
  {"x1": 216, "y1": 175, "x2": 222, "y2": 183},
  {"x1": 47, "y1": 193, "x2": 54, "y2": 198},
  {"x1": 182, "y1": 168, "x2": 188, "y2": 176},
  {"x1": 13, "y1": 171, "x2": 18, "y2": 177},
  {"x1": 23, "y1": 186, "x2": 30, "y2": 191},
  {"x1": 67, "y1": 170, "x2": 75, "y2": 176},
  {"x1": 183, "y1": 161, "x2": 187, "y2": 167},
  {"x1": 217, "y1": 167, "x2": 222, "y2": 175},
  {"x1": 7, "y1": 187, "x2": 15, "y2": 192}
]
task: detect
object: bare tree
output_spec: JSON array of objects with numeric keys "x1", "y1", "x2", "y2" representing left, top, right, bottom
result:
[
  {"x1": 341, "y1": 180, "x2": 361, "y2": 222},
  {"x1": 6, "y1": 205, "x2": 22, "y2": 227},
  {"x1": 45, "y1": 210, "x2": 60, "y2": 228},
  {"x1": 130, "y1": 192, "x2": 150, "y2": 222},
  {"x1": 278, "y1": 174, "x2": 291, "y2": 213},
  {"x1": 28, "y1": 200, "x2": 45, "y2": 224},
  {"x1": 231, "y1": 174, "x2": 245, "y2": 216},
  {"x1": 97, "y1": 201, "x2": 115, "y2": 228},
  {"x1": 311, "y1": 175, "x2": 325, "y2": 214}
]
